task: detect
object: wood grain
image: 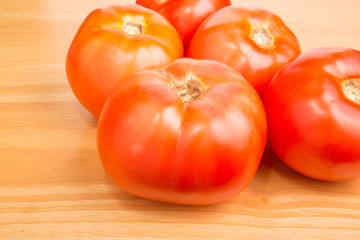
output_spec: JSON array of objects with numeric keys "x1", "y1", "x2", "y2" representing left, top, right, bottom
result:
[{"x1": 1, "y1": 0, "x2": 360, "y2": 239}]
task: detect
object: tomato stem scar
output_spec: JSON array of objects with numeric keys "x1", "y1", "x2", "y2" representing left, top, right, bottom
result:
[
  {"x1": 174, "y1": 79, "x2": 205, "y2": 104},
  {"x1": 342, "y1": 79, "x2": 360, "y2": 104},
  {"x1": 250, "y1": 26, "x2": 274, "y2": 48},
  {"x1": 121, "y1": 20, "x2": 144, "y2": 35}
]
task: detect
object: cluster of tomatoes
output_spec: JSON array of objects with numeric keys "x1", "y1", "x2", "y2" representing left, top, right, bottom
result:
[{"x1": 66, "y1": 0, "x2": 360, "y2": 205}]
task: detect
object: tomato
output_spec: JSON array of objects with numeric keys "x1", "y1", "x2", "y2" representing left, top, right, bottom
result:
[
  {"x1": 136, "y1": 0, "x2": 231, "y2": 50},
  {"x1": 66, "y1": 4, "x2": 183, "y2": 118},
  {"x1": 187, "y1": 6, "x2": 301, "y2": 96},
  {"x1": 263, "y1": 47, "x2": 360, "y2": 181},
  {"x1": 97, "y1": 58, "x2": 267, "y2": 205}
]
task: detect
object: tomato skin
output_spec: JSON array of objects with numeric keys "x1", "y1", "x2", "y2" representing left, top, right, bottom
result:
[
  {"x1": 263, "y1": 47, "x2": 360, "y2": 181},
  {"x1": 66, "y1": 4, "x2": 183, "y2": 118},
  {"x1": 97, "y1": 58, "x2": 267, "y2": 205},
  {"x1": 187, "y1": 6, "x2": 301, "y2": 96},
  {"x1": 136, "y1": 0, "x2": 231, "y2": 50}
]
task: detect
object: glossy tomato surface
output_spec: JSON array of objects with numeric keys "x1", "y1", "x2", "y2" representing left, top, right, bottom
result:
[
  {"x1": 187, "y1": 5, "x2": 301, "y2": 96},
  {"x1": 66, "y1": 4, "x2": 183, "y2": 118},
  {"x1": 97, "y1": 58, "x2": 267, "y2": 205},
  {"x1": 136, "y1": 0, "x2": 231, "y2": 50},
  {"x1": 263, "y1": 47, "x2": 360, "y2": 181}
]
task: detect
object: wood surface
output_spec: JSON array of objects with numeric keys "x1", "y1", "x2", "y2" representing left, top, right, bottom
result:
[{"x1": 1, "y1": 0, "x2": 360, "y2": 239}]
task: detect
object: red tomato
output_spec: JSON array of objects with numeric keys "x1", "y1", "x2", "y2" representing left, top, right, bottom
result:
[
  {"x1": 136, "y1": 0, "x2": 231, "y2": 50},
  {"x1": 66, "y1": 4, "x2": 183, "y2": 118},
  {"x1": 263, "y1": 47, "x2": 360, "y2": 181},
  {"x1": 187, "y1": 6, "x2": 301, "y2": 96},
  {"x1": 97, "y1": 58, "x2": 267, "y2": 205}
]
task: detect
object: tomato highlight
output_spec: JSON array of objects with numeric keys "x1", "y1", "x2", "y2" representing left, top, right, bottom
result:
[
  {"x1": 136, "y1": 0, "x2": 231, "y2": 50},
  {"x1": 97, "y1": 58, "x2": 268, "y2": 205},
  {"x1": 187, "y1": 5, "x2": 301, "y2": 96},
  {"x1": 263, "y1": 47, "x2": 360, "y2": 181},
  {"x1": 66, "y1": 4, "x2": 183, "y2": 118}
]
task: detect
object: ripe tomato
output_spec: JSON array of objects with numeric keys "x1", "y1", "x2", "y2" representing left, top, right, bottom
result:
[
  {"x1": 263, "y1": 47, "x2": 360, "y2": 181},
  {"x1": 97, "y1": 58, "x2": 267, "y2": 205},
  {"x1": 136, "y1": 0, "x2": 231, "y2": 50},
  {"x1": 66, "y1": 4, "x2": 183, "y2": 118},
  {"x1": 187, "y1": 6, "x2": 301, "y2": 96}
]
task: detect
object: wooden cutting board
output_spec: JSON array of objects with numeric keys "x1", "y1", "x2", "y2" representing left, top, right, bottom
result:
[{"x1": 1, "y1": 0, "x2": 360, "y2": 238}]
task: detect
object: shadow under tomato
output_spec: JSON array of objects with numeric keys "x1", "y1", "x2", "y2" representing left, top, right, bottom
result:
[
  {"x1": 102, "y1": 174, "x2": 226, "y2": 225},
  {"x1": 100, "y1": 142, "x2": 359, "y2": 218},
  {"x1": 251, "y1": 143, "x2": 357, "y2": 193}
]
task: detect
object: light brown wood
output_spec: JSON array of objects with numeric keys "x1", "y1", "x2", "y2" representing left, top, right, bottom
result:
[{"x1": 1, "y1": 0, "x2": 360, "y2": 239}]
